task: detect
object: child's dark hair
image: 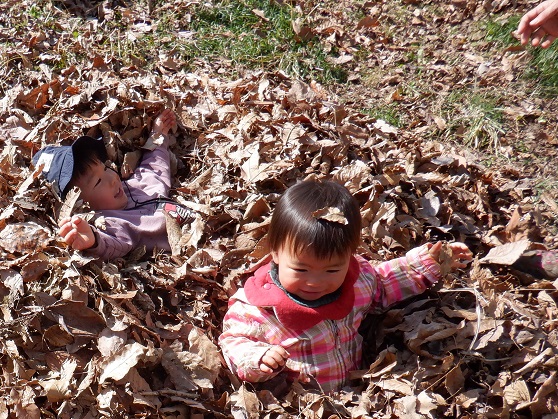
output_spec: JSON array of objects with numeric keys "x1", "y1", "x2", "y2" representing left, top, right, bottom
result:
[
  {"x1": 62, "y1": 136, "x2": 108, "y2": 197},
  {"x1": 268, "y1": 180, "x2": 361, "y2": 259}
]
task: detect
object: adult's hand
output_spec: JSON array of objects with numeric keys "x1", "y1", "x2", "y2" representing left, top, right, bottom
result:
[{"x1": 517, "y1": 0, "x2": 558, "y2": 48}]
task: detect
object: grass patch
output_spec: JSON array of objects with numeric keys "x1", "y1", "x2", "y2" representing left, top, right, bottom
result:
[
  {"x1": 25, "y1": 2, "x2": 60, "y2": 31},
  {"x1": 525, "y1": 45, "x2": 558, "y2": 94},
  {"x1": 441, "y1": 90, "x2": 504, "y2": 150},
  {"x1": 362, "y1": 104, "x2": 404, "y2": 128},
  {"x1": 483, "y1": 16, "x2": 520, "y2": 47},
  {"x1": 105, "y1": 32, "x2": 159, "y2": 68},
  {"x1": 175, "y1": 0, "x2": 346, "y2": 82},
  {"x1": 534, "y1": 178, "x2": 558, "y2": 196}
]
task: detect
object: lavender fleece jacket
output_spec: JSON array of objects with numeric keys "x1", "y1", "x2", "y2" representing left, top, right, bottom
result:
[{"x1": 84, "y1": 147, "x2": 172, "y2": 260}]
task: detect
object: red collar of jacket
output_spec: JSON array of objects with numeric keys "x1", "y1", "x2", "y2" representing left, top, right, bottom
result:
[{"x1": 243, "y1": 256, "x2": 360, "y2": 331}]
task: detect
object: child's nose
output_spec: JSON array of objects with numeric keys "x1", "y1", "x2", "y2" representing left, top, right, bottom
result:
[{"x1": 305, "y1": 276, "x2": 321, "y2": 287}]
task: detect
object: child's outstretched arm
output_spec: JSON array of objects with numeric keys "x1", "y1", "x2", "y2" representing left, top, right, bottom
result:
[
  {"x1": 127, "y1": 108, "x2": 176, "y2": 198},
  {"x1": 363, "y1": 241, "x2": 472, "y2": 310},
  {"x1": 58, "y1": 215, "x2": 95, "y2": 251}
]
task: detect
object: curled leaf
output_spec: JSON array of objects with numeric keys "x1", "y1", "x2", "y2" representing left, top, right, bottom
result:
[{"x1": 312, "y1": 206, "x2": 348, "y2": 225}]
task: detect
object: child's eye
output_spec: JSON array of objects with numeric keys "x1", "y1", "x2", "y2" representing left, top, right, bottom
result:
[
  {"x1": 293, "y1": 268, "x2": 307, "y2": 273},
  {"x1": 326, "y1": 270, "x2": 340, "y2": 273}
]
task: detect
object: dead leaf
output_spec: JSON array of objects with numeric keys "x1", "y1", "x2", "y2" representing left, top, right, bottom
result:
[
  {"x1": 0, "y1": 222, "x2": 51, "y2": 253},
  {"x1": 99, "y1": 342, "x2": 147, "y2": 384},
  {"x1": 312, "y1": 206, "x2": 348, "y2": 225},
  {"x1": 230, "y1": 384, "x2": 260, "y2": 419},
  {"x1": 121, "y1": 150, "x2": 142, "y2": 179},
  {"x1": 479, "y1": 240, "x2": 531, "y2": 265},
  {"x1": 38, "y1": 358, "x2": 77, "y2": 402},
  {"x1": 57, "y1": 186, "x2": 81, "y2": 222},
  {"x1": 503, "y1": 379, "x2": 531, "y2": 406},
  {"x1": 165, "y1": 211, "x2": 183, "y2": 256}
]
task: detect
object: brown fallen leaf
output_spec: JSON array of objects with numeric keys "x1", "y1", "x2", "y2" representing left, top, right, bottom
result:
[
  {"x1": 0, "y1": 222, "x2": 51, "y2": 254},
  {"x1": 57, "y1": 186, "x2": 81, "y2": 223},
  {"x1": 312, "y1": 206, "x2": 348, "y2": 225},
  {"x1": 438, "y1": 242, "x2": 453, "y2": 277},
  {"x1": 99, "y1": 342, "x2": 147, "y2": 384},
  {"x1": 230, "y1": 384, "x2": 260, "y2": 419},
  {"x1": 479, "y1": 239, "x2": 530, "y2": 265}
]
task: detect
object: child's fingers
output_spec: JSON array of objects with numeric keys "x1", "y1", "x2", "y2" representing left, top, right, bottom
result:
[
  {"x1": 263, "y1": 350, "x2": 287, "y2": 368},
  {"x1": 152, "y1": 109, "x2": 176, "y2": 135},
  {"x1": 430, "y1": 241, "x2": 442, "y2": 253},
  {"x1": 156, "y1": 109, "x2": 173, "y2": 123},
  {"x1": 259, "y1": 346, "x2": 289, "y2": 372},
  {"x1": 449, "y1": 242, "x2": 471, "y2": 252},
  {"x1": 61, "y1": 227, "x2": 78, "y2": 246},
  {"x1": 58, "y1": 216, "x2": 72, "y2": 227},
  {"x1": 453, "y1": 260, "x2": 470, "y2": 268},
  {"x1": 271, "y1": 345, "x2": 290, "y2": 360},
  {"x1": 452, "y1": 246, "x2": 473, "y2": 260},
  {"x1": 60, "y1": 219, "x2": 81, "y2": 238},
  {"x1": 259, "y1": 363, "x2": 274, "y2": 374},
  {"x1": 71, "y1": 215, "x2": 84, "y2": 226},
  {"x1": 58, "y1": 223, "x2": 71, "y2": 236},
  {"x1": 448, "y1": 243, "x2": 473, "y2": 268},
  {"x1": 162, "y1": 112, "x2": 176, "y2": 129}
]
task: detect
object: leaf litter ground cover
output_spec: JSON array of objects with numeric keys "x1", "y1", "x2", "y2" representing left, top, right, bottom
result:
[{"x1": 1, "y1": 0, "x2": 558, "y2": 418}]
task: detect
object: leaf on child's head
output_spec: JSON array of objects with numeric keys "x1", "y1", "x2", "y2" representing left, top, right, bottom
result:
[
  {"x1": 57, "y1": 187, "x2": 81, "y2": 223},
  {"x1": 312, "y1": 206, "x2": 348, "y2": 225}
]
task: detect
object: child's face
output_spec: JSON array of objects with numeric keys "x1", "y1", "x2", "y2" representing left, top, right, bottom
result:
[
  {"x1": 73, "y1": 161, "x2": 127, "y2": 211},
  {"x1": 272, "y1": 244, "x2": 351, "y2": 301}
]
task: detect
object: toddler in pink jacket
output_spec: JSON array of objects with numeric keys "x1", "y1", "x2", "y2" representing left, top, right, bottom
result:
[{"x1": 219, "y1": 180, "x2": 472, "y2": 393}]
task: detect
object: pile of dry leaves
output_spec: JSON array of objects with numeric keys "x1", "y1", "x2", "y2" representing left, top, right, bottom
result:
[{"x1": 1, "y1": 0, "x2": 558, "y2": 418}]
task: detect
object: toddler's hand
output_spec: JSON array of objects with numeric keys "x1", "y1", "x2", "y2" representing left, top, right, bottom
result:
[
  {"x1": 429, "y1": 241, "x2": 472, "y2": 270},
  {"x1": 152, "y1": 109, "x2": 176, "y2": 137},
  {"x1": 58, "y1": 215, "x2": 96, "y2": 251},
  {"x1": 259, "y1": 345, "x2": 290, "y2": 374}
]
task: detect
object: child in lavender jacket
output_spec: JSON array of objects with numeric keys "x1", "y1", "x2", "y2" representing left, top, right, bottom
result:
[{"x1": 33, "y1": 109, "x2": 192, "y2": 260}]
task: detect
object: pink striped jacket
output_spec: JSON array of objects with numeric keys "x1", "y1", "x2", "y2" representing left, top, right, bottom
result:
[{"x1": 219, "y1": 244, "x2": 441, "y2": 393}]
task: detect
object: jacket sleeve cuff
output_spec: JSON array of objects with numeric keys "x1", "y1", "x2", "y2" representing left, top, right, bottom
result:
[{"x1": 406, "y1": 244, "x2": 442, "y2": 285}]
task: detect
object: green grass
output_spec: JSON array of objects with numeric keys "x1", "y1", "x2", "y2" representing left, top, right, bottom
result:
[
  {"x1": 25, "y1": 2, "x2": 60, "y2": 31},
  {"x1": 483, "y1": 16, "x2": 520, "y2": 47},
  {"x1": 95, "y1": 0, "x2": 347, "y2": 82},
  {"x1": 441, "y1": 90, "x2": 504, "y2": 150},
  {"x1": 526, "y1": 46, "x2": 558, "y2": 94},
  {"x1": 173, "y1": 0, "x2": 347, "y2": 83},
  {"x1": 13, "y1": 0, "x2": 346, "y2": 83},
  {"x1": 362, "y1": 104, "x2": 404, "y2": 128}
]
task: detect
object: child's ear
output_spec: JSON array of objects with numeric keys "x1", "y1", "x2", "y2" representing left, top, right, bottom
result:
[{"x1": 271, "y1": 251, "x2": 279, "y2": 263}]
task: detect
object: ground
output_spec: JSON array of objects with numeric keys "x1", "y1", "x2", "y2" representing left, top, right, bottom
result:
[{"x1": 0, "y1": 0, "x2": 558, "y2": 418}]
